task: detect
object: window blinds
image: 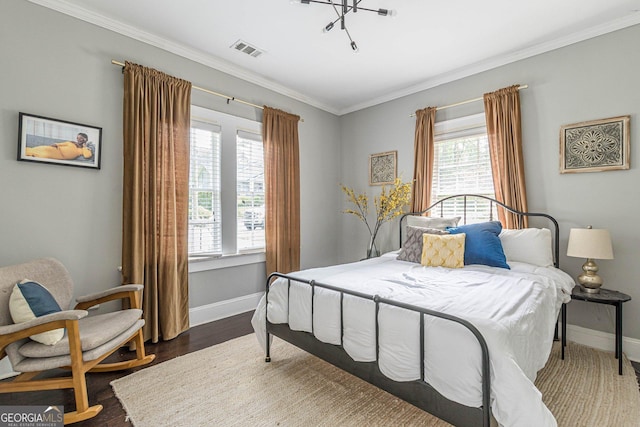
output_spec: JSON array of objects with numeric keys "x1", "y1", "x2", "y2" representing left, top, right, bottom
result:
[
  {"x1": 431, "y1": 114, "x2": 497, "y2": 223},
  {"x1": 236, "y1": 130, "x2": 265, "y2": 251},
  {"x1": 188, "y1": 120, "x2": 222, "y2": 255}
]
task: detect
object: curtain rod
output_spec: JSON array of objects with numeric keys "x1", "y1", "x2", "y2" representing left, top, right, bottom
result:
[
  {"x1": 111, "y1": 60, "x2": 304, "y2": 122},
  {"x1": 409, "y1": 84, "x2": 528, "y2": 117}
]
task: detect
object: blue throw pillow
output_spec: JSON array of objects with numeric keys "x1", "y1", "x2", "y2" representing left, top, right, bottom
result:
[
  {"x1": 9, "y1": 280, "x2": 64, "y2": 345},
  {"x1": 446, "y1": 221, "x2": 510, "y2": 269}
]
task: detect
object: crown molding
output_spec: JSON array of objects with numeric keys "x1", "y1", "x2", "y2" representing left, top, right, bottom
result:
[
  {"x1": 27, "y1": 0, "x2": 640, "y2": 116},
  {"x1": 338, "y1": 13, "x2": 640, "y2": 115},
  {"x1": 27, "y1": 0, "x2": 341, "y2": 116}
]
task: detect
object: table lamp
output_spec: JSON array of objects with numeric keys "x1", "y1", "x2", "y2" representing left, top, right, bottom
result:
[{"x1": 566, "y1": 226, "x2": 614, "y2": 293}]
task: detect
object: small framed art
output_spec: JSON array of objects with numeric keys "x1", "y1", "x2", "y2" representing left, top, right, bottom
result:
[
  {"x1": 18, "y1": 112, "x2": 102, "y2": 169},
  {"x1": 369, "y1": 150, "x2": 397, "y2": 185},
  {"x1": 560, "y1": 115, "x2": 630, "y2": 173}
]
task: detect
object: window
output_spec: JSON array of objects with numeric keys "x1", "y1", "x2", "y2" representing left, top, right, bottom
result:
[
  {"x1": 188, "y1": 121, "x2": 221, "y2": 255},
  {"x1": 237, "y1": 130, "x2": 265, "y2": 252},
  {"x1": 189, "y1": 106, "x2": 264, "y2": 261},
  {"x1": 431, "y1": 113, "x2": 497, "y2": 222}
]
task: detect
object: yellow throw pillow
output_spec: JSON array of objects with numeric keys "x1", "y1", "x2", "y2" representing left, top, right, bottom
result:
[{"x1": 421, "y1": 233, "x2": 466, "y2": 268}]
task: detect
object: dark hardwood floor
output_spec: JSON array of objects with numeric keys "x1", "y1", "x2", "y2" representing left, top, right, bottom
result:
[
  {"x1": 0, "y1": 311, "x2": 255, "y2": 427},
  {"x1": 2, "y1": 311, "x2": 639, "y2": 426}
]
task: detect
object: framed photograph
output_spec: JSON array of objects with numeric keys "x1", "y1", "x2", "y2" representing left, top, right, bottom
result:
[
  {"x1": 560, "y1": 115, "x2": 630, "y2": 173},
  {"x1": 18, "y1": 112, "x2": 102, "y2": 169},
  {"x1": 369, "y1": 150, "x2": 397, "y2": 185}
]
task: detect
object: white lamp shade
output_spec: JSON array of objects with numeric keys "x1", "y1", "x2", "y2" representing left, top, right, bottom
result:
[{"x1": 567, "y1": 228, "x2": 614, "y2": 260}]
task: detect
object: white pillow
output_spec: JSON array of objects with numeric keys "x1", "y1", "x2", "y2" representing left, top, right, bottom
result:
[
  {"x1": 406, "y1": 216, "x2": 460, "y2": 230},
  {"x1": 9, "y1": 280, "x2": 64, "y2": 345},
  {"x1": 499, "y1": 228, "x2": 554, "y2": 267}
]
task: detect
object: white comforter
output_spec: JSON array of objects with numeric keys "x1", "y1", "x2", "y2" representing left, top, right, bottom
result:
[{"x1": 251, "y1": 252, "x2": 575, "y2": 427}]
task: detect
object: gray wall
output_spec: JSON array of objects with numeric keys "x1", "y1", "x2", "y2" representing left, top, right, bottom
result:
[
  {"x1": 0, "y1": 2, "x2": 342, "y2": 310},
  {"x1": 340, "y1": 25, "x2": 640, "y2": 341},
  {"x1": 1, "y1": 2, "x2": 638, "y2": 343}
]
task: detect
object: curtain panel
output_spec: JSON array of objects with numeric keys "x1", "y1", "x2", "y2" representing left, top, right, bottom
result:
[
  {"x1": 262, "y1": 106, "x2": 301, "y2": 277},
  {"x1": 483, "y1": 85, "x2": 528, "y2": 229},
  {"x1": 122, "y1": 62, "x2": 191, "y2": 342},
  {"x1": 411, "y1": 107, "x2": 437, "y2": 213}
]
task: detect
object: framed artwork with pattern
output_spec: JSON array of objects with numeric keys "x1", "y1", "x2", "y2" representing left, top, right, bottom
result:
[
  {"x1": 369, "y1": 150, "x2": 397, "y2": 185},
  {"x1": 560, "y1": 116, "x2": 630, "y2": 173}
]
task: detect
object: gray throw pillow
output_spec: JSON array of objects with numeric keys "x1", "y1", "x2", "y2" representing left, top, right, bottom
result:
[{"x1": 397, "y1": 226, "x2": 450, "y2": 263}]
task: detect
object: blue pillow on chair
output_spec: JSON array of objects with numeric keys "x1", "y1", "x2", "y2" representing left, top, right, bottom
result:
[
  {"x1": 9, "y1": 280, "x2": 64, "y2": 345},
  {"x1": 447, "y1": 221, "x2": 510, "y2": 269}
]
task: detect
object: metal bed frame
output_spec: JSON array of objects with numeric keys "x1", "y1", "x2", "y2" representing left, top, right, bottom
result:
[{"x1": 263, "y1": 194, "x2": 561, "y2": 427}]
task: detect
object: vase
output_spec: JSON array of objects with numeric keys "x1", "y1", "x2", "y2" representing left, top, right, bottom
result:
[{"x1": 366, "y1": 235, "x2": 380, "y2": 259}]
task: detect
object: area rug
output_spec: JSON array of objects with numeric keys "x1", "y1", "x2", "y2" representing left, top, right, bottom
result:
[{"x1": 111, "y1": 335, "x2": 640, "y2": 426}]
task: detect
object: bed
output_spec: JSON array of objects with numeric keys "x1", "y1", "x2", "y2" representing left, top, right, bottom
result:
[{"x1": 251, "y1": 195, "x2": 575, "y2": 427}]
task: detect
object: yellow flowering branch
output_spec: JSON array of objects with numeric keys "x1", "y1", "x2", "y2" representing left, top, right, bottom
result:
[{"x1": 340, "y1": 178, "x2": 412, "y2": 254}]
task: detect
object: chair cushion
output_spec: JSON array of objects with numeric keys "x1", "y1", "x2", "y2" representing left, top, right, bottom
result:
[
  {"x1": 18, "y1": 309, "x2": 143, "y2": 358},
  {"x1": 9, "y1": 280, "x2": 64, "y2": 345},
  {"x1": 12, "y1": 319, "x2": 145, "y2": 372},
  {"x1": 0, "y1": 258, "x2": 74, "y2": 329}
]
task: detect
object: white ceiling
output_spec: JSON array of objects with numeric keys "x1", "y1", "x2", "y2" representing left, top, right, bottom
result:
[{"x1": 32, "y1": 0, "x2": 640, "y2": 115}]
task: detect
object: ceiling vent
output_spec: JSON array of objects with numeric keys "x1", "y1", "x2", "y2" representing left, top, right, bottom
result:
[{"x1": 230, "y1": 40, "x2": 264, "y2": 58}]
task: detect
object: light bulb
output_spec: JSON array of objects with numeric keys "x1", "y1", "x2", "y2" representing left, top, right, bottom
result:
[
  {"x1": 378, "y1": 8, "x2": 397, "y2": 16},
  {"x1": 350, "y1": 41, "x2": 359, "y2": 52},
  {"x1": 323, "y1": 22, "x2": 334, "y2": 33}
]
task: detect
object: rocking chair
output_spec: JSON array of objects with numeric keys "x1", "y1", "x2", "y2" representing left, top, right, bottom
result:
[{"x1": 0, "y1": 258, "x2": 155, "y2": 424}]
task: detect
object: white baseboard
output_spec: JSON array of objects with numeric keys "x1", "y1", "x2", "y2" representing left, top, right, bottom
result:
[
  {"x1": 188, "y1": 292, "x2": 263, "y2": 327},
  {"x1": 562, "y1": 322, "x2": 640, "y2": 363}
]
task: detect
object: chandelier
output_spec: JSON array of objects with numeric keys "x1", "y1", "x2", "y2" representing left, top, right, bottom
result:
[{"x1": 292, "y1": 0, "x2": 396, "y2": 52}]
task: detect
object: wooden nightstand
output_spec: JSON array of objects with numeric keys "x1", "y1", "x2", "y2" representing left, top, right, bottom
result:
[{"x1": 561, "y1": 286, "x2": 632, "y2": 375}]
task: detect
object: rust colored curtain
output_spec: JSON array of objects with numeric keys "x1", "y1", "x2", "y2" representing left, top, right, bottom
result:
[
  {"x1": 483, "y1": 85, "x2": 528, "y2": 228},
  {"x1": 122, "y1": 62, "x2": 191, "y2": 342},
  {"x1": 411, "y1": 107, "x2": 437, "y2": 213},
  {"x1": 262, "y1": 106, "x2": 301, "y2": 276}
]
